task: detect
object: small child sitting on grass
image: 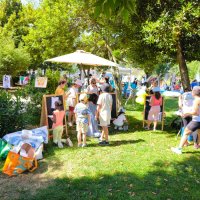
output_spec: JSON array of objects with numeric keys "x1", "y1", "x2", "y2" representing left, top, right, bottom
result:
[
  {"x1": 113, "y1": 107, "x2": 128, "y2": 130},
  {"x1": 74, "y1": 93, "x2": 90, "y2": 147}
]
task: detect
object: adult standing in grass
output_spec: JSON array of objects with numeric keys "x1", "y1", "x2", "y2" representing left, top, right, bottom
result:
[
  {"x1": 96, "y1": 83, "x2": 112, "y2": 145},
  {"x1": 171, "y1": 86, "x2": 200, "y2": 154},
  {"x1": 145, "y1": 88, "x2": 162, "y2": 131}
]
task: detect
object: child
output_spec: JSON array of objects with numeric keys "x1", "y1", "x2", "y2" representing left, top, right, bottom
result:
[
  {"x1": 66, "y1": 79, "x2": 82, "y2": 126},
  {"x1": 96, "y1": 83, "x2": 112, "y2": 145},
  {"x1": 52, "y1": 101, "x2": 66, "y2": 148},
  {"x1": 113, "y1": 107, "x2": 128, "y2": 130},
  {"x1": 74, "y1": 93, "x2": 90, "y2": 147}
]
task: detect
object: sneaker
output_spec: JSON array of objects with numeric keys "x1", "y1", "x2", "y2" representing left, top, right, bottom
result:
[
  {"x1": 118, "y1": 127, "x2": 123, "y2": 130},
  {"x1": 82, "y1": 144, "x2": 87, "y2": 147},
  {"x1": 153, "y1": 128, "x2": 156, "y2": 131},
  {"x1": 114, "y1": 126, "x2": 118, "y2": 130},
  {"x1": 194, "y1": 144, "x2": 200, "y2": 149},
  {"x1": 99, "y1": 141, "x2": 109, "y2": 145},
  {"x1": 98, "y1": 137, "x2": 103, "y2": 142},
  {"x1": 68, "y1": 122, "x2": 73, "y2": 127},
  {"x1": 58, "y1": 142, "x2": 63, "y2": 148},
  {"x1": 171, "y1": 147, "x2": 182, "y2": 155},
  {"x1": 99, "y1": 141, "x2": 106, "y2": 145},
  {"x1": 104, "y1": 141, "x2": 109, "y2": 145},
  {"x1": 78, "y1": 143, "x2": 82, "y2": 147}
]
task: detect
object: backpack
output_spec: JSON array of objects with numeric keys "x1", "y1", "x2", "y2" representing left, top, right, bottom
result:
[{"x1": 171, "y1": 117, "x2": 182, "y2": 130}]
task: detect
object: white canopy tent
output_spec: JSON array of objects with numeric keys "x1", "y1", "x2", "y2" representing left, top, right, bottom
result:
[{"x1": 45, "y1": 50, "x2": 117, "y2": 67}]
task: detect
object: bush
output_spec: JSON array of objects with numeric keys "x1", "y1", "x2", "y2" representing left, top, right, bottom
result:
[
  {"x1": 0, "y1": 83, "x2": 45, "y2": 137},
  {"x1": 0, "y1": 90, "x2": 27, "y2": 137},
  {"x1": 0, "y1": 68, "x2": 62, "y2": 137}
]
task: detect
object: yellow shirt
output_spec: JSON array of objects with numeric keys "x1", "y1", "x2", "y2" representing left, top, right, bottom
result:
[
  {"x1": 55, "y1": 86, "x2": 66, "y2": 109},
  {"x1": 55, "y1": 86, "x2": 65, "y2": 96}
]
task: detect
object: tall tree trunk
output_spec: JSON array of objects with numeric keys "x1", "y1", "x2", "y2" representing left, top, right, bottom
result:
[{"x1": 176, "y1": 39, "x2": 190, "y2": 90}]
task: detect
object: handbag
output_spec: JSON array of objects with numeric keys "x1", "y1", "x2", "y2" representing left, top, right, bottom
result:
[
  {"x1": 3, "y1": 143, "x2": 38, "y2": 176},
  {"x1": 0, "y1": 138, "x2": 12, "y2": 160}
]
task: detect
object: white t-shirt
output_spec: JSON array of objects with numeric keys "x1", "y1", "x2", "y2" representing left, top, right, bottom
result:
[
  {"x1": 97, "y1": 93, "x2": 112, "y2": 124},
  {"x1": 113, "y1": 114, "x2": 126, "y2": 126},
  {"x1": 181, "y1": 92, "x2": 194, "y2": 114},
  {"x1": 67, "y1": 87, "x2": 78, "y2": 107}
]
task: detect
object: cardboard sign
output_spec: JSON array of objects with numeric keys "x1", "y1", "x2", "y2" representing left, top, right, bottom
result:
[{"x1": 35, "y1": 77, "x2": 47, "y2": 88}]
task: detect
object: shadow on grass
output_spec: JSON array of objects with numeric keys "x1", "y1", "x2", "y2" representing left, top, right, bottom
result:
[
  {"x1": 16, "y1": 156, "x2": 200, "y2": 200},
  {"x1": 87, "y1": 139, "x2": 145, "y2": 148}
]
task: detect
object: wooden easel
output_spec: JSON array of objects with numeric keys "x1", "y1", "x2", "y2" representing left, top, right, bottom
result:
[
  {"x1": 142, "y1": 96, "x2": 165, "y2": 131},
  {"x1": 40, "y1": 94, "x2": 68, "y2": 138}
]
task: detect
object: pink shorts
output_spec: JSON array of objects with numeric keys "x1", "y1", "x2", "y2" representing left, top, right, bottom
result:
[{"x1": 148, "y1": 106, "x2": 160, "y2": 121}]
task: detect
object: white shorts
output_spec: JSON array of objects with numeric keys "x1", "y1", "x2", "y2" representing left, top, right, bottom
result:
[{"x1": 99, "y1": 115, "x2": 111, "y2": 126}]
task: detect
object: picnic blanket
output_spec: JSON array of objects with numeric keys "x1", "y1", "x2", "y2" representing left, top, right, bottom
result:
[{"x1": 3, "y1": 126, "x2": 48, "y2": 150}]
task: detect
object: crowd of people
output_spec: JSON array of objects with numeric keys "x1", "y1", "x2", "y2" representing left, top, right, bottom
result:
[
  {"x1": 52, "y1": 73, "x2": 127, "y2": 148},
  {"x1": 52, "y1": 72, "x2": 200, "y2": 155}
]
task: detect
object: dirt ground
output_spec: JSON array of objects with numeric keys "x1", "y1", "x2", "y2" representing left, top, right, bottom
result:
[{"x1": 0, "y1": 159, "x2": 52, "y2": 200}]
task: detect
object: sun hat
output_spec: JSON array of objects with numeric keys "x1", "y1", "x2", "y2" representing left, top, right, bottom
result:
[
  {"x1": 75, "y1": 79, "x2": 82, "y2": 86},
  {"x1": 79, "y1": 93, "x2": 88, "y2": 102}
]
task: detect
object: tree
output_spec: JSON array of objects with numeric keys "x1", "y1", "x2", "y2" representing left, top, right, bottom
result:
[
  {"x1": 0, "y1": 35, "x2": 31, "y2": 77},
  {"x1": 93, "y1": 0, "x2": 200, "y2": 89},
  {"x1": 23, "y1": 0, "x2": 90, "y2": 68}
]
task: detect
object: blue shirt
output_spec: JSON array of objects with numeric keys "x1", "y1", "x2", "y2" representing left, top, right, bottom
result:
[{"x1": 74, "y1": 102, "x2": 90, "y2": 124}]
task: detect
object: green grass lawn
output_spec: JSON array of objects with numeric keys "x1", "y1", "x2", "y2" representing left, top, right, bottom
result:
[{"x1": 1, "y1": 97, "x2": 200, "y2": 200}]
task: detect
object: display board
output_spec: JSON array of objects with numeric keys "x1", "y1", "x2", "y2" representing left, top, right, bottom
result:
[
  {"x1": 111, "y1": 93, "x2": 117, "y2": 118},
  {"x1": 143, "y1": 95, "x2": 165, "y2": 130},
  {"x1": 40, "y1": 94, "x2": 68, "y2": 136}
]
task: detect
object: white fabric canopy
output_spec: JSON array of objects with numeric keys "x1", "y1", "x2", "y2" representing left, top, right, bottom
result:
[{"x1": 45, "y1": 50, "x2": 117, "y2": 67}]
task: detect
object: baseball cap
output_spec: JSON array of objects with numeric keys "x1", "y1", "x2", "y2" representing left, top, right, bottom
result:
[{"x1": 79, "y1": 93, "x2": 87, "y2": 101}]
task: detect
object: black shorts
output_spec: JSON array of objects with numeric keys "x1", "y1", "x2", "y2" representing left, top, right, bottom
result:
[{"x1": 186, "y1": 121, "x2": 200, "y2": 132}]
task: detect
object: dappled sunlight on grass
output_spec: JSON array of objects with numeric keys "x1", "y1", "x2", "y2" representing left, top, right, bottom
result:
[{"x1": 1, "y1": 97, "x2": 200, "y2": 199}]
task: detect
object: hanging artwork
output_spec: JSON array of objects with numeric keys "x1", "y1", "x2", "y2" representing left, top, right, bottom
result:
[
  {"x1": 3, "y1": 75, "x2": 11, "y2": 88},
  {"x1": 35, "y1": 77, "x2": 47, "y2": 88}
]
